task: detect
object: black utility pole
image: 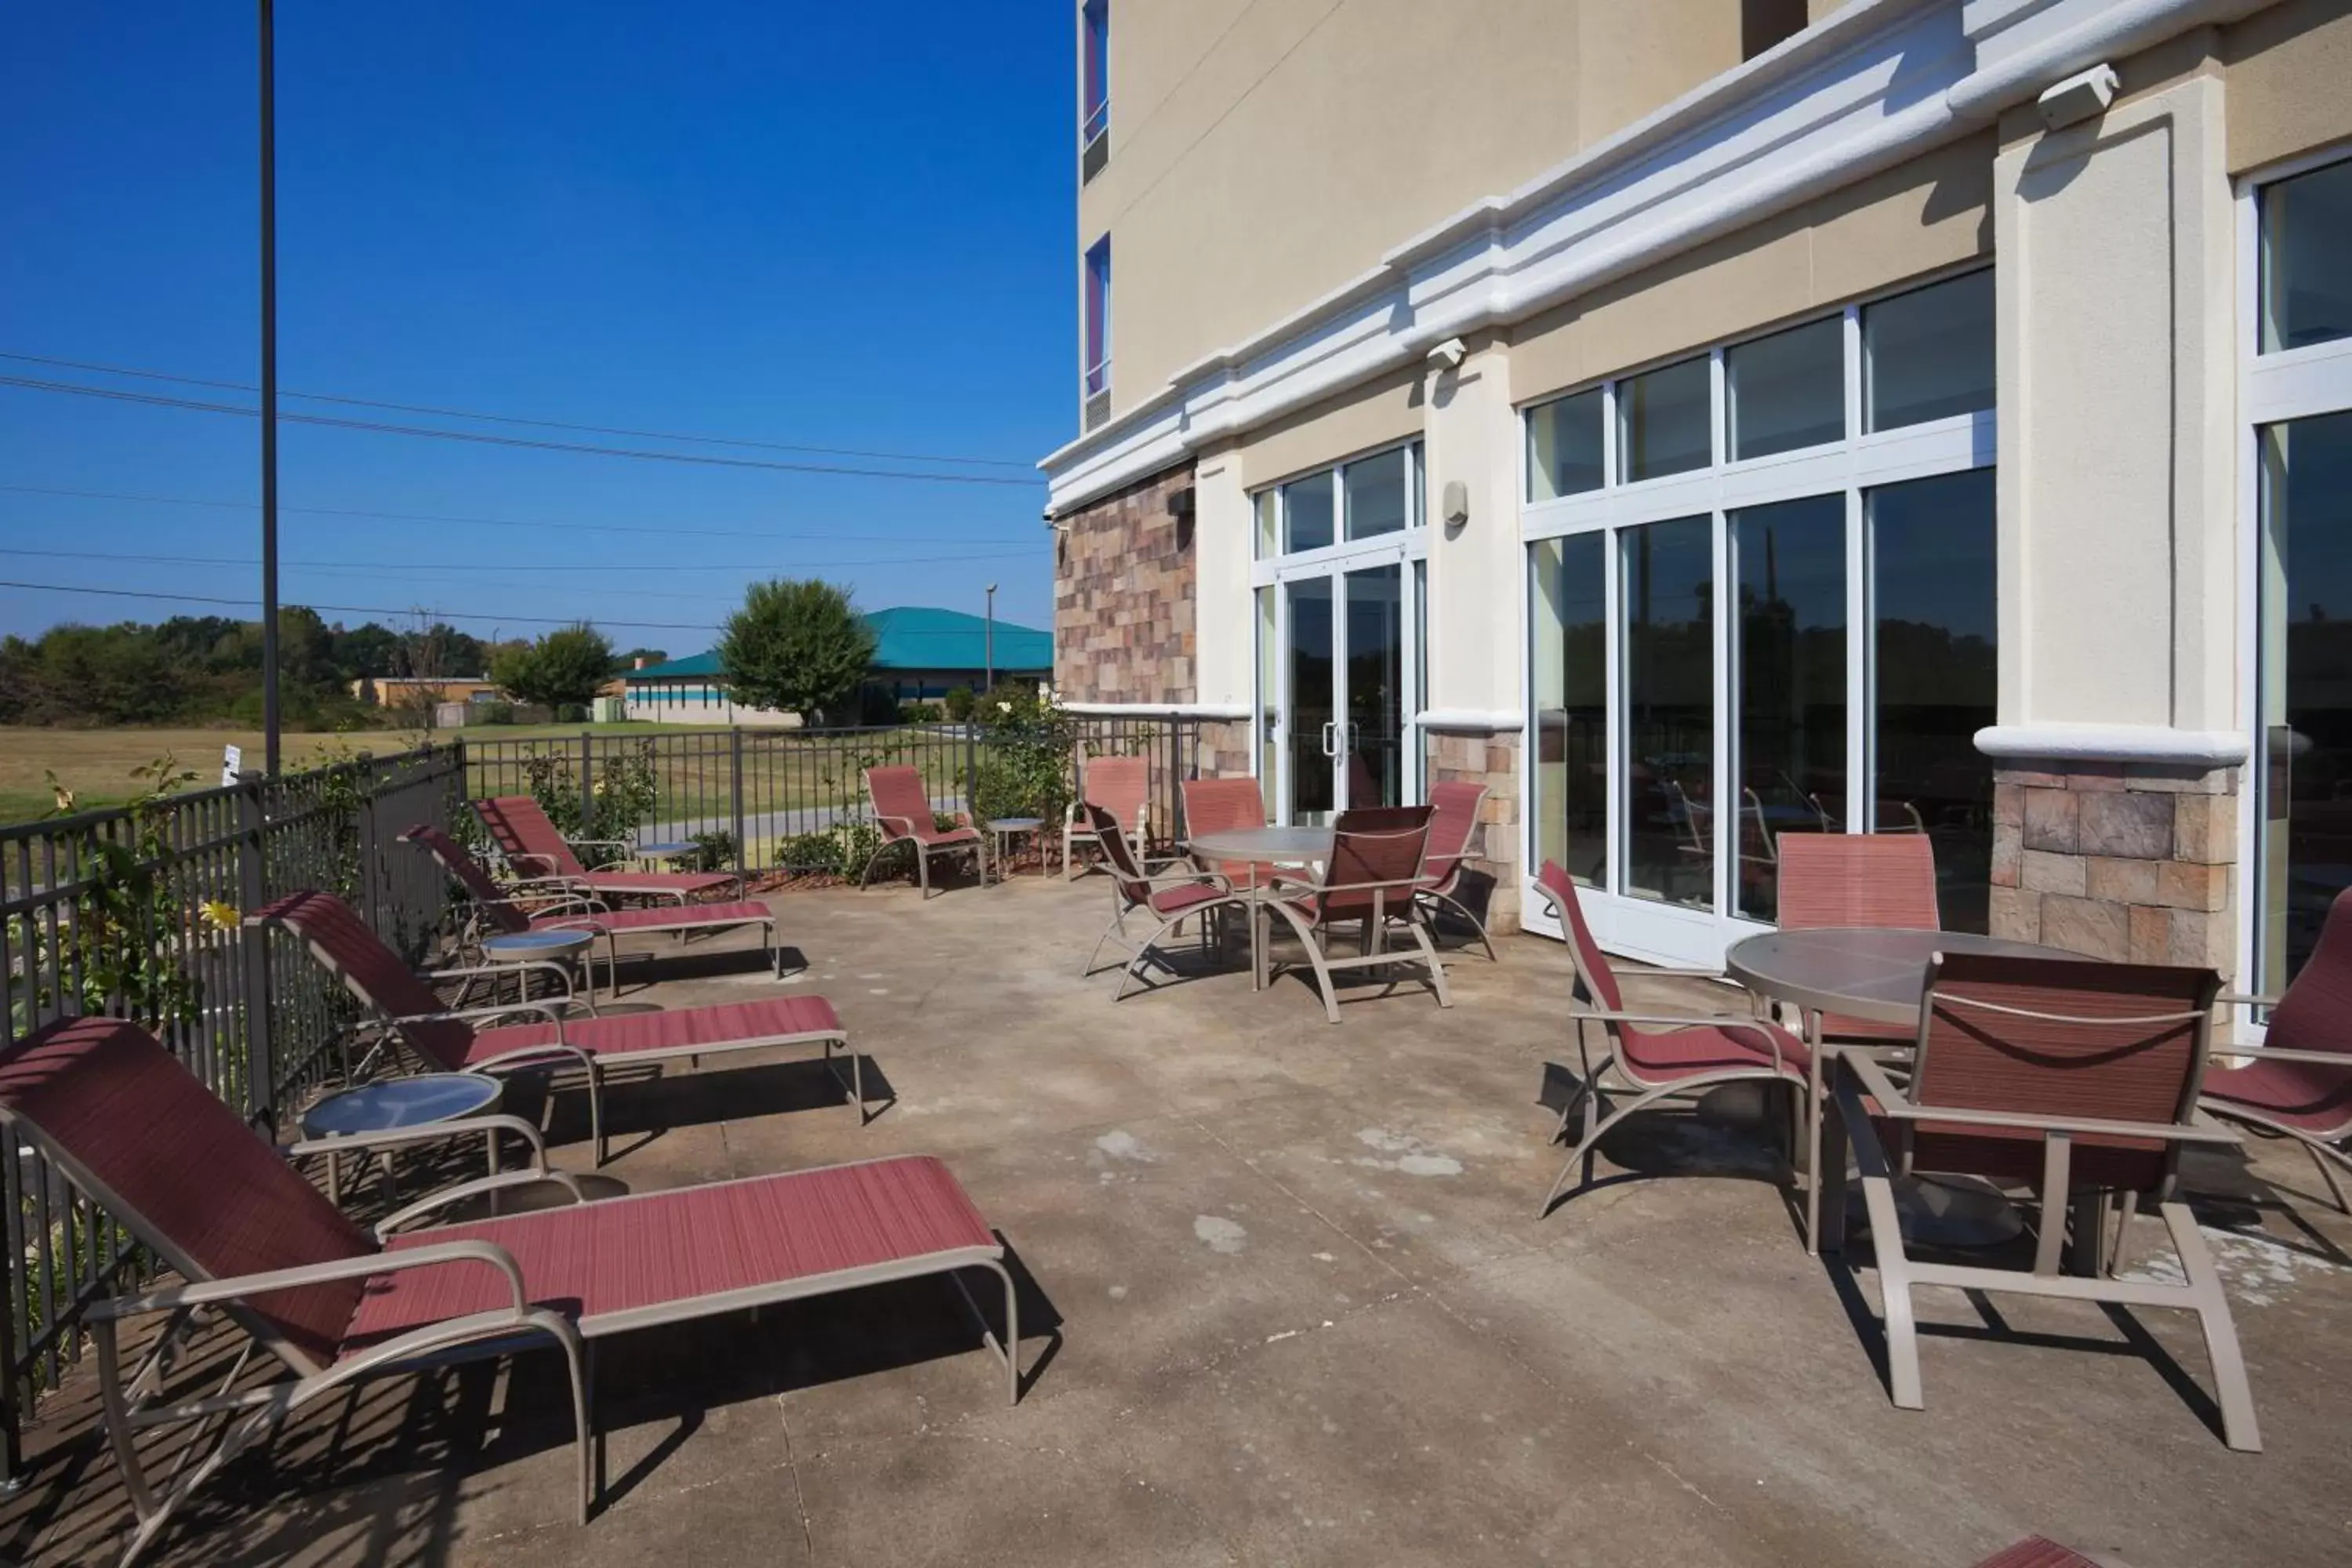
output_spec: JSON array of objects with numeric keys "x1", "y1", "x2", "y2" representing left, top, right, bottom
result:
[{"x1": 259, "y1": 0, "x2": 281, "y2": 772}]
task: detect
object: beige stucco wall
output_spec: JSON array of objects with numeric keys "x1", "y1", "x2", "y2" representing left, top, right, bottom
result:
[
  {"x1": 1236, "y1": 364, "x2": 1427, "y2": 491},
  {"x1": 1191, "y1": 441, "x2": 1254, "y2": 710},
  {"x1": 1082, "y1": 0, "x2": 1748, "y2": 415},
  {"x1": 1993, "y1": 57, "x2": 2237, "y2": 735},
  {"x1": 1507, "y1": 131, "x2": 1997, "y2": 400},
  {"x1": 2224, "y1": 0, "x2": 2352, "y2": 172}
]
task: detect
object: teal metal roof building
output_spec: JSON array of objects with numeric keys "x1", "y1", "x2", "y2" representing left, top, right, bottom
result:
[{"x1": 624, "y1": 607, "x2": 1052, "y2": 710}]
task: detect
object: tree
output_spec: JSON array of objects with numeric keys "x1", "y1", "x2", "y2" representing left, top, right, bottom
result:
[
  {"x1": 616, "y1": 646, "x2": 668, "y2": 672},
  {"x1": 492, "y1": 623, "x2": 615, "y2": 711},
  {"x1": 716, "y1": 579, "x2": 874, "y2": 724}
]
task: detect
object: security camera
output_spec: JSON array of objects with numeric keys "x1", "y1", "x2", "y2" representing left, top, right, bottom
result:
[{"x1": 1427, "y1": 337, "x2": 1468, "y2": 370}]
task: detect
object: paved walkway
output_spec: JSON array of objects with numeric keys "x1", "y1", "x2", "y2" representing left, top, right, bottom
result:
[{"x1": 10, "y1": 873, "x2": 2350, "y2": 1565}]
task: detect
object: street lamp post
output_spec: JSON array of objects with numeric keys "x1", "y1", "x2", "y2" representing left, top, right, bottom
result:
[
  {"x1": 984, "y1": 583, "x2": 997, "y2": 694},
  {"x1": 258, "y1": 0, "x2": 281, "y2": 773}
]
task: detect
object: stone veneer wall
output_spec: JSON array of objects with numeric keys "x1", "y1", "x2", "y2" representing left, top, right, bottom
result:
[
  {"x1": 1427, "y1": 731, "x2": 1523, "y2": 935},
  {"x1": 1987, "y1": 759, "x2": 2238, "y2": 968},
  {"x1": 1054, "y1": 461, "x2": 1197, "y2": 704}
]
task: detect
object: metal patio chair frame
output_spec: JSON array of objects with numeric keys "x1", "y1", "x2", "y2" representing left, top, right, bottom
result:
[
  {"x1": 1258, "y1": 809, "x2": 1450, "y2": 1026},
  {"x1": 1815, "y1": 951, "x2": 2259, "y2": 1452},
  {"x1": 858, "y1": 764, "x2": 984, "y2": 898},
  {"x1": 0, "y1": 1016, "x2": 1020, "y2": 1567},
  {"x1": 2199, "y1": 884, "x2": 2352, "y2": 1213},
  {"x1": 1079, "y1": 802, "x2": 1254, "y2": 1000},
  {"x1": 1533, "y1": 860, "x2": 1813, "y2": 1221},
  {"x1": 1062, "y1": 751, "x2": 1150, "y2": 880},
  {"x1": 472, "y1": 793, "x2": 743, "y2": 906}
]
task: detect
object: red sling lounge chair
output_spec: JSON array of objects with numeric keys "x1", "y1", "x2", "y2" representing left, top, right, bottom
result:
[
  {"x1": 1261, "y1": 808, "x2": 1451, "y2": 1026},
  {"x1": 473, "y1": 794, "x2": 742, "y2": 906},
  {"x1": 1079, "y1": 802, "x2": 1251, "y2": 1000},
  {"x1": 1062, "y1": 751, "x2": 1149, "y2": 880},
  {"x1": 0, "y1": 1016, "x2": 1022, "y2": 1566},
  {"x1": 252, "y1": 891, "x2": 860, "y2": 1161},
  {"x1": 1534, "y1": 861, "x2": 1813, "y2": 1221},
  {"x1": 1414, "y1": 780, "x2": 1497, "y2": 960},
  {"x1": 858, "y1": 764, "x2": 983, "y2": 896},
  {"x1": 1774, "y1": 830, "x2": 1941, "y2": 1250},
  {"x1": 1817, "y1": 953, "x2": 2258, "y2": 1451},
  {"x1": 401, "y1": 824, "x2": 784, "y2": 998},
  {"x1": 2200, "y1": 884, "x2": 2352, "y2": 1212}
]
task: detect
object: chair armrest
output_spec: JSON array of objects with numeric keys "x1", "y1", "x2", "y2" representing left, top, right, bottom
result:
[
  {"x1": 1141, "y1": 868, "x2": 1233, "y2": 894},
  {"x1": 2205, "y1": 1044, "x2": 2352, "y2": 1068},
  {"x1": 89, "y1": 1240, "x2": 528, "y2": 1322},
  {"x1": 1845, "y1": 1055, "x2": 2241, "y2": 1145},
  {"x1": 375, "y1": 1170, "x2": 586, "y2": 1236},
  {"x1": 873, "y1": 814, "x2": 916, "y2": 838},
  {"x1": 503, "y1": 851, "x2": 564, "y2": 877},
  {"x1": 1624, "y1": 965, "x2": 1727, "y2": 981},
  {"x1": 2217, "y1": 992, "x2": 2282, "y2": 1008},
  {"x1": 429, "y1": 960, "x2": 575, "y2": 990},
  {"x1": 1577, "y1": 1008, "x2": 1790, "y2": 1073},
  {"x1": 392, "y1": 999, "x2": 568, "y2": 1033}
]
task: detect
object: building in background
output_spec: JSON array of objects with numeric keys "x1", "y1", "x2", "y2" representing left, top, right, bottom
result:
[
  {"x1": 1040, "y1": 0, "x2": 2352, "y2": 1010},
  {"x1": 622, "y1": 606, "x2": 1054, "y2": 724}
]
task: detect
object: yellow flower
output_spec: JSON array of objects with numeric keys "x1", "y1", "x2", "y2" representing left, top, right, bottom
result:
[
  {"x1": 199, "y1": 899, "x2": 241, "y2": 932},
  {"x1": 51, "y1": 783, "x2": 75, "y2": 814}
]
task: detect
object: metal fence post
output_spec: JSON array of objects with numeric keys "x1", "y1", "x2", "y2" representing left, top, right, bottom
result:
[
  {"x1": 963, "y1": 723, "x2": 978, "y2": 818},
  {"x1": 234, "y1": 773, "x2": 274, "y2": 1124},
  {"x1": 354, "y1": 755, "x2": 381, "y2": 932},
  {"x1": 578, "y1": 729, "x2": 596, "y2": 834},
  {"x1": 729, "y1": 727, "x2": 747, "y2": 877}
]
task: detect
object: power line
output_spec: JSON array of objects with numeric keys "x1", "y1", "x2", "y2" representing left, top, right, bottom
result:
[
  {"x1": 0, "y1": 544, "x2": 1042, "y2": 575},
  {"x1": 0, "y1": 577, "x2": 722, "y2": 632},
  {"x1": 0, "y1": 374, "x2": 1044, "y2": 488},
  {"x1": 0, "y1": 482, "x2": 1044, "y2": 545},
  {"x1": 0, "y1": 350, "x2": 1039, "y2": 470}
]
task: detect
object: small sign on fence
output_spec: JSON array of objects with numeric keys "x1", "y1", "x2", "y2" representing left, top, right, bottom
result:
[{"x1": 221, "y1": 744, "x2": 242, "y2": 786}]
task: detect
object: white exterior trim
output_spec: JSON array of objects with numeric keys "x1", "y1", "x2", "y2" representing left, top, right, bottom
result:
[
  {"x1": 1062, "y1": 700, "x2": 1251, "y2": 719},
  {"x1": 1040, "y1": 0, "x2": 2270, "y2": 513},
  {"x1": 1973, "y1": 724, "x2": 2249, "y2": 765},
  {"x1": 1416, "y1": 709, "x2": 1523, "y2": 734}
]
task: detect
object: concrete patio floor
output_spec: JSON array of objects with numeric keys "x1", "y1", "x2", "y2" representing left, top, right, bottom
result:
[{"x1": 9, "y1": 866, "x2": 2352, "y2": 1566}]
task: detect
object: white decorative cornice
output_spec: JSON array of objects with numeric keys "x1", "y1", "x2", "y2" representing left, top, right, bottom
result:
[
  {"x1": 1062, "y1": 700, "x2": 1251, "y2": 720},
  {"x1": 1040, "y1": 0, "x2": 2270, "y2": 515},
  {"x1": 1416, "y1": 709, "x2": 1526, "y2": 734},
  {"x1": 1974, "y1": 724, "x2": 2249, "y2": 765}
]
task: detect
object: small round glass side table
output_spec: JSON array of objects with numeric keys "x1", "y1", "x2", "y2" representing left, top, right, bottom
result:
[{"x1": 299, "y1": 1073, "x2": 504, "y2": 1203}]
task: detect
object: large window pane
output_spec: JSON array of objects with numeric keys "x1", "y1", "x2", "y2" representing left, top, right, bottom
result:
[
  {"x1": 1529, "y1": 388, "x2": 1606, "y2": 500},
  {"x1": 1733, "y1": 495, "x2": 1846, "y2": 921},
  {"x1": 2257, "y1": 411, "x2": 2352, "y2": 990},
  {"x1": 1728, "y1": 318, "x2": 1844, "y2": 460},
  {"x1": 1345, "y1": 448, "x2": 1407, "y2": 539},
  {"x1": 1284, "y1": 470, "x2": 1334, "y2": 552},
  {"x1": 1620, "y1": 357, "x2": 1711, "y2": 481},
  {"x1": 2260, "y1": 159, "x2": 2352, "y2": 354},
  {"x1": 1870, "y1": 467, "x2": 1997, "y2": 933},
  {"x1": 1864, "y1": 270, "x2": 1994, "y2": 432},
  {"x1": 1623, "y1": 517, "x2": 1715, "y2": 906},
  {"x1": 1532, "y1": 534, "x2": 1610, "y2": 887}
]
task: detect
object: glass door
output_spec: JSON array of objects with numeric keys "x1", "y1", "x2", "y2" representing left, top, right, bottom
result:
[
  {"x1": 1284, "y1": 576, "x2": 1337, "y2": 823},
  {"x1": 1344, "y1": 563, "x2": 1406, "y2": 811}
]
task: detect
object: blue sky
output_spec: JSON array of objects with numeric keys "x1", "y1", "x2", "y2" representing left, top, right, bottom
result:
[{"x1": 0, "y1": 2, "x2": 1073, "y2": 651}]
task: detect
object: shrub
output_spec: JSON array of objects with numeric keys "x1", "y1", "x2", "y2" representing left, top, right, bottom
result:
[
  {"x1": 475, "y1": 699, "x2": 517, "y2": 725},
  {"x1": 942, "y1": 685, "x2": 975, "y2": 722},
  {"x1": 898, "y1": 700, "x2": 944, "y2": 723},
  {"x1": 686, "y1": 829, "x2": 735, "y2": 873},
  {"x1": 968, "y1": 688, "x2": 1075, "y2": 826},
  {"x1": 555, "y1": 702, "x2": 590, "y2": 724}
]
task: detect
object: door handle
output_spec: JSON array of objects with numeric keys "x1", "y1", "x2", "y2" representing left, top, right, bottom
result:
[{"x1": 1321, "y1": 720, "x2": 1339, "y2": 757}]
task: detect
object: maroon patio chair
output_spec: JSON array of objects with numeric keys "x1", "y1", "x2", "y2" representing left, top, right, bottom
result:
[
  {"x1": 858, "y1": 764, "x2": 982, "y2": 897},
  {"x1": 401, "y1": 824, "x2": 785, "y2": 998},
  {"x1": 0, "y1": 1015, "x2": 1022, "y2": 1565},
  {"x1": 1080, "y1": 803, "x2": 1254, "y2": 1000},
  {"x1": 1534, "y1": 861, "x2": 1813, "y2": 1221},
  {"x1": 1260, "y1": 808, "x2": 1449, "y2": 1025},
  {"x1": 2201, "y1": 884, "x2": 2352, "y2": 1211},
  {"x1": 1971, "y1": 1540, "x2": 2134, "y2": 1568},
  {"x1": 252, "y1": 891, "x2": 860, "y2": 1161},
  {"x1": 1413, "y1": 780, "x2": 1497, "y2": 960},
  {"x1": 1179, "y1": 775, "x2": 1278, "y2": 889},
  {"x1": 473, "y1": 794, "x2": 742, "y2": 906},
  {"x1": 1816, "y1": 952, "x2": 2258, "y2": 1451},
  {"x1": 1062, "y1": 751, "x2": 1149, "y2": 880},
  {"x1": 1774, "y1": 831, "x2": 1940, "y2": 1246}
]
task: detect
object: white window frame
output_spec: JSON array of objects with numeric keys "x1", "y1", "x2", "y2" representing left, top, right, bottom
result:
[
  {"x1": 1250, "y1": 440, "x2": 1431, "y2": 816},
  {"x1": 2235, "y1": 146, "x2": 2352, "y2": 1017},
  {"x1": 1517, "y1": 267, "x2": 1997, "y2": 967}
]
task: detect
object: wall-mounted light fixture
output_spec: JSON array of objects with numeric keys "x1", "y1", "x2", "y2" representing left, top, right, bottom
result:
[
  {"x1": 2036, "y1": 64, "x2": 2117, "y2": 131},
  {"x1": 1427, "y1": 336, "x2": 1467, "y2": 370},
  {"x1": 1441, "y1": 478, "x2": 1470, "y2": 533}
]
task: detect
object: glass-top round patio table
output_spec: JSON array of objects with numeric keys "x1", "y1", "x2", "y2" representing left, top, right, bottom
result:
[
  {"x1": 1724, "y1": 927, "x2": 2074, "y2": 1027},
  {"x1": 1183, "y1": 827, "x2": 1334, "y2": 991},
  {"x1": 1725, "y1": 927, "x2": 2078, "y2": 1250},
  {"x1": 1185, "y1": 826, "x2": 1334, "y2": 868}
]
